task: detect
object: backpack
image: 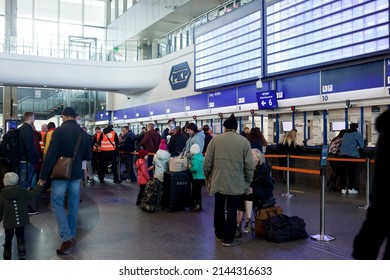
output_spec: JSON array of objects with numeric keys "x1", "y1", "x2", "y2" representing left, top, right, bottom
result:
[{"x1": 0, "y1": 128, "x2": 20, "y2": 169}]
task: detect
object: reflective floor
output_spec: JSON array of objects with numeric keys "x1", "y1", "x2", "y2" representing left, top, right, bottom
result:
[{"x1": 1, "y1": 176, "x2": 368, "y2": 260}]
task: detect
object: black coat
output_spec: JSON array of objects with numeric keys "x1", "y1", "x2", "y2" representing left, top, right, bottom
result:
[
  {"x1": 39, "y1": 120, "x2": 92, "y2": 180},
  {"x1": 353, "y1": 109, "x2": 390, "y2": 259},
  {"x1": 118, "y1": 132, "x2": 135, "y2": 152},
  {"x1": 18, "y1": 123, "x2": 39, "y2": 164}
]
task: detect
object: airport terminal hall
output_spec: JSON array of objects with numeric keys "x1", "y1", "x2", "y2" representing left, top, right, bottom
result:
[{"x1": 0, "y1": 0, "x2": 389, "y2": 261}]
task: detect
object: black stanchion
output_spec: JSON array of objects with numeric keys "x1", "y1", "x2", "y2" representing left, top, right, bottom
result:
[
  {"x1": 358, "y1": 158, "x2": 370, "y2": 210},
  {"x1": 310, "y1": 145, "x2": 335, "y2": 242},
  {"x1": 281, "y1": 154, "x2": 295, "y2": 198}
]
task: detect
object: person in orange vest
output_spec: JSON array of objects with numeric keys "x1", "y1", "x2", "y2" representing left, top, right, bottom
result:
[
  {"x1": 39, "y1": 124, "x2": 48, "y2": 152},
  {"x1": 97, "y1": 125, "x2": 120, "y2": 184}
]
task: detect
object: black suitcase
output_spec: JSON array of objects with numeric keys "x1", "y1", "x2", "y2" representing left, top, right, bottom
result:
[{"x1": 162, "y1": 171, "x2": 192, "y2": 210}]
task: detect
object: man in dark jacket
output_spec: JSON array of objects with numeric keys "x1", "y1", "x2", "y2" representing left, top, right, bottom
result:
[
  {"x1": 18, "y1": 112, "x2": 39, "y2": 190},
  {"x1": 18, "y1": 112, "x2": 40, "y2": 215},
  {"x1": 118, "y1": 126, "x2": 136, "y2": 182},
  {"x1": 353, "y1": 109, "x2": 390, "y2": 259},
  {"x1": 38, "y1": 107, "x2": 92, "y2": 254},
  {"x1": 140, "y1": 123, "x2": 161, "y2": 177}
]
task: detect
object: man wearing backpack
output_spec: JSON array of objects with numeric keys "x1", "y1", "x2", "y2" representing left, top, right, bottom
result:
[{"x1": 18, "y1": 112, "x2": 39, "y2": 215}]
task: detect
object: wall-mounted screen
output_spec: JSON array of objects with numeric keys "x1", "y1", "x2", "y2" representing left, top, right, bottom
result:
[
  {"x1": 282, "y1": 121, "x2": 293, "y2": 132},
  {"x1": 331, "y1": 121, "x2": 346, "y2": 132},
  {"x1": 265, "y1": 0, "x2": 390, "y2": 75},
  {"x1": 194, "y1": 1, "x2": 262, "y2": 91}
]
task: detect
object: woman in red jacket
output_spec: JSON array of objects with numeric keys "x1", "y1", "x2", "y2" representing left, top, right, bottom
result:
[{"x1": 135, "y1": 150, "x2": 150, "y2": 206}]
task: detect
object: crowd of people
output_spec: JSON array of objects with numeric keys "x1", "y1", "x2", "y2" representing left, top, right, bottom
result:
[{"x1": 1, "y1": 106, "x2": 385, "y2": 258}]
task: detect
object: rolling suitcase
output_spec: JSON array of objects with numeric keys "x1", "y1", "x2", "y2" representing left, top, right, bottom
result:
[{"x1": 162, "y1": 171, "x2": 192, "y2": 210}]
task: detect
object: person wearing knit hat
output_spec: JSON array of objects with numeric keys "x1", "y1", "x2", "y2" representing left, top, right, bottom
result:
[
  {"x1": 203, "y1": 113, "x2": 254, "y2": 247},
  {"x1": 159, "y1": 139, "x2": 168, "y2": 151},
  {"x1": 138, "y1": 149, "x2": 149, "y2": 159},
  {"x1": 223, "y1": 113, "x2": 238, "y2": 130},
  {"x1": 189, "y1": 144, "x2": 206, "y2": 212},
  {"x1": 135, "y1": 150, "x2": 150, "y2": 205}
]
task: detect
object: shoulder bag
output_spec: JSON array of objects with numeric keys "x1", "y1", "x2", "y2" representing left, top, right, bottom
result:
[{"x1": 51, "y1": 131, "x2": 82, "y2": 179}]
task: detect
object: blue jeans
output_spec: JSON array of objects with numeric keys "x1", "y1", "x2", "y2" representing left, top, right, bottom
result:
[
  {"x1": 18, "y1": 161, "x2": 35, "y2": 189},
  {"x1": 51, "y1": 179, "x2": 81, "y2": 242}
]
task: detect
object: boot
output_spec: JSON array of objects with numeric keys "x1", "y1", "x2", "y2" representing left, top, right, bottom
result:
[
  {"x1": 17, "y1": 240, "x2": 26, "y2": 257},
  {"x1": 3, "y1": 243, "x2": 11, "y2": 260}
]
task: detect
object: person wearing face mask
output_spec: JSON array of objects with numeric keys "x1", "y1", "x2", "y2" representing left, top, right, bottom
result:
[{"x1": 162, "y1": 120, "x2": 175, "y2": 142}]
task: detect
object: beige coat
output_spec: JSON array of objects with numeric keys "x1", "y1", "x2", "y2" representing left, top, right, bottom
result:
[{"x1": 203, "y1": 130, "x2": 254, "y2": 195}]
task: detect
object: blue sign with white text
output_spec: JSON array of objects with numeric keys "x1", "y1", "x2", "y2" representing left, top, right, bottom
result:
[{"x1": 256, "y1": 91, "x2": 278, "y2": 109}]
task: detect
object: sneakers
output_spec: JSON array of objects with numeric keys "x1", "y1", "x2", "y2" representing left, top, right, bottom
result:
[
  {"x1": 243, "y1": 220, "x2": 253, "y2": 233},
  {"x1": 28, "y1": 205, "x2": 39, "y2": 216},
  {"x1": 341, "y1": 189, "x2": 359, "y2": 194},
  {"x1": 190, "y1": 205, "x2": 202, "y2": 212},
  {"x1": 99, "y1": 179, "x2": 105, "y2": 184},
  {"x1": 235, "y1": 225, "x2": 242, "y2": 238},
  {"x1": 17, "y1": 240, "x2": 26, "y2": 257},
  {"x1": 215, "y1": 236, "x2": 223, "y2": 242},
  {"x1": 56, "y1": 239, "x2": 76, "y2": 254},
  {"x1": 222, "y1": 240, "x2": 239, "y2": 247}
]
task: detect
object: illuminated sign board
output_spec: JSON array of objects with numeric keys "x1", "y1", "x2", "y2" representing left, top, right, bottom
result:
[{"x1": 265, "y1": 0, "x2": 390, "y2": 75}]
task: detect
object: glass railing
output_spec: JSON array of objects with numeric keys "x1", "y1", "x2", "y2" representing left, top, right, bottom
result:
[
  {"x1": 0, "y1": 0, "x2": 252, "y2": 62},
  {"x1": 18, "y1": 90, "x2": 64, "y2": 114}
]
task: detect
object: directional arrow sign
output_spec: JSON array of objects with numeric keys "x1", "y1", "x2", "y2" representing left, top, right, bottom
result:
[{"x1": 256, "y1": 90, "x2": 278, "y2": 109}]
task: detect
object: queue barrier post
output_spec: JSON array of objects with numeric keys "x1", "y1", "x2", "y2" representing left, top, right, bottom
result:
[
  {"x1": 281, "y1": 154, "x2": 295, "y2": 198},
  {"x1": 358, "y1": 158, "x2": 371, "y2": 210},
  {"x1": 310, "y1": 145, "x2": 335, "y2": 242}
]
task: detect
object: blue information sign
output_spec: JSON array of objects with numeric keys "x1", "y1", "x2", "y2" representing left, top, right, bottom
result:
[{"x1": 256, "y1": 90, "x2": 278, "y2": 109}]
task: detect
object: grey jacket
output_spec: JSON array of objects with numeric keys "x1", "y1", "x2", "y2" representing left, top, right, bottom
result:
[{"x1": 203, "y1": 130, "x2": 254, "y2": 195}]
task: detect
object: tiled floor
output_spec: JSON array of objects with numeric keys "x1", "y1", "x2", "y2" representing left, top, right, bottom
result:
[{"x1": 1, "y1": 176, "x2": 368, "y2": 260}]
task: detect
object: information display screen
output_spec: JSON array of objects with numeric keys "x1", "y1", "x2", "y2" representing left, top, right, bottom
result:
[
  {"x1": 265, "y1": 0, "x2": 390, "y2": 75},
  {"x1": 194, "y1": 4, "x2": 262, "y2": 91}
]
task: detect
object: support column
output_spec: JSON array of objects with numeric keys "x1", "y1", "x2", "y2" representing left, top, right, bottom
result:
[{"x1": 4, "y1": 0, "x2": 17, "y2": 53}]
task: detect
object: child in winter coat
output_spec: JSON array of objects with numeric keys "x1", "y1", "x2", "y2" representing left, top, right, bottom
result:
[
  {"x1": 188, "y1": 143, "x2": 205, "y2": 212},
  {"x1": 151, "y1": 139, "x2": 171, "y2": 183},
  {"x1": 0, "y1": 172, "x2": 43, "y2": 260},
  {"x1": 135, "y1": 150, "x2": 150, "y2": 206}
]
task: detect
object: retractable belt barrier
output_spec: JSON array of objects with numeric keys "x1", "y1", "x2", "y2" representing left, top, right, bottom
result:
[{"x1": 265, "y1": 153, "x2": 375, "y2": 242}]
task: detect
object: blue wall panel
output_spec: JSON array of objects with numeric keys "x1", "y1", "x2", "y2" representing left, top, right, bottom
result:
[
  {"x1": 149, "y1": 101, "x2": 166, "y2": 116},
  {"x1": 113, "y1": 109, "x2": 124, "y2": 120},
  {"x1": 209, "y1": 88, "x2": 236, "y2": 108},
  {"x1": 185, "y1": 94, "x2": 209, "y2": 111},
  {"x1": 123, "y1": 107, "x2": 136, "y2": 119},
  {"x1": 166, "y1": 97, "x2": 185, "y2": 113},
  {"x1": 136, "y1": 105, "x2": 149, "y2": 118},
  {"x1": 276, "y1": 72, "x2": 320, "y2": 99},
  {"x1": 321, "y1": 61, "x2": 383, "y2": 93}
]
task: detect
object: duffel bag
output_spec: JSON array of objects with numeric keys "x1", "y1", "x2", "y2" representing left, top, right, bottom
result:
[
  {"x1": 264, "y1": 214, "x2": 308, "y2": 243},
  {"x1": 254, "y1": 205, "x2": 283, "y2": 238}
]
